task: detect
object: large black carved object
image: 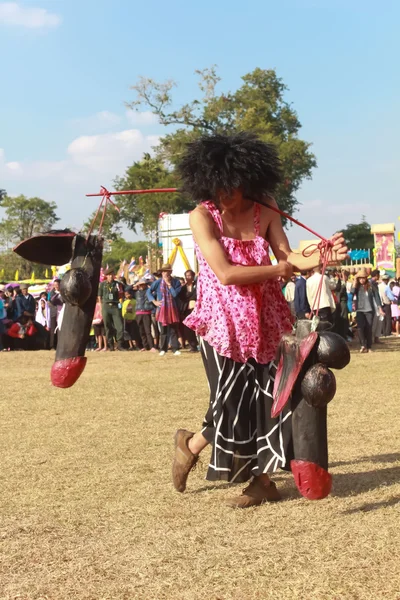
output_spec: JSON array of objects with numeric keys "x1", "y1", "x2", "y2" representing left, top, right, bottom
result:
[
  {"x1": 13, "y1": 230, "x2": 103, "y2": 388},
  {"x1": 272, "y1": 321, "x2": 350, "y2": 500}
]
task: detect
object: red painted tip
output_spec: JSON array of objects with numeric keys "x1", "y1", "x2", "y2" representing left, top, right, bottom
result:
[
  {"x1": 51, "y1": 356, "x2": 87, "y2": 388},
  {"x1": 291, "y1": 459, "x2": 332, "y2": 500}
]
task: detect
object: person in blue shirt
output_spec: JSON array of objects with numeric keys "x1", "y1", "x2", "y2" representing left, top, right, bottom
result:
[
  {"x1": 15, "y1": 284, "x2": 36, "y2": 319},
  {"x1": 294, "y1": 271, "x2": 311, "y2": 319},
  {"x1": 147, "y1": 263, "x2": 182, "y2": 355}
]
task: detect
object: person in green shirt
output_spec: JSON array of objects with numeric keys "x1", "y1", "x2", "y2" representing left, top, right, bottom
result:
[{"x1": 97, "y1": 268, "x2": 126, "y2": 351}]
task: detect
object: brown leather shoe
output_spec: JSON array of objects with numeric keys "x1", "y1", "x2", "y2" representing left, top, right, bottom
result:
[
  {"x1": 172, "y1": 429, "x2": 198, "y2": 492},
  {"x1": 226, "y1": 478, "x2": 281, "y2": 508}
]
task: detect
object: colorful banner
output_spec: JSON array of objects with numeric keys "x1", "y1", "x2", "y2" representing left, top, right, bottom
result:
[
  {"x1": 348, "y1": 249, "x2": 370, "y2": 260},
  {"x1": 374, "y1": 232, "x2": 395, "y2": 271}
]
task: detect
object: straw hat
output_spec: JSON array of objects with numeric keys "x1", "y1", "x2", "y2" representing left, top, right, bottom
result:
[
  {"x1": 104, "y1": 267, "x2": 114, "y2": 276},
  {"x1": 355, "y1": 268, "x2": 368, "y2": 279},
  {"x1": 160, "y1": 263, "x2": 172, "y2": 272}
]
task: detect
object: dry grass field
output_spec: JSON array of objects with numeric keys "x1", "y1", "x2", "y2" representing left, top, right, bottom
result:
[{"x1": 0, "y1": 339, "x2": 399, "y2": 600}]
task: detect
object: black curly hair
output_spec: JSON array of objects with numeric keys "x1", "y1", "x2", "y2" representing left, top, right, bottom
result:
[{"x1": 177, "y1": 132, "x2": 282, "y2": 205}]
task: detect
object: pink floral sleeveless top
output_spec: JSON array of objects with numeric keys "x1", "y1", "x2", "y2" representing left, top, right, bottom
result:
[{"x1": 184, "y1": 201, "x2": 293, "y2": 364}]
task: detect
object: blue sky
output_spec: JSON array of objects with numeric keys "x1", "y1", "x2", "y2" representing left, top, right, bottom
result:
[{"x1": 1, "y1": 0, "x2": 399, "y2": 247}]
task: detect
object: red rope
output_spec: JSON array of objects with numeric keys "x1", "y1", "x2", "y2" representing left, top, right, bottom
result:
[
  {"x1": 86, "y1": 188, "x2": 177, "y2": 197},
  {"x1": 86, "y1": 187, "x2": 330, "y2": 242},
  {"x1": 86, "y1": 186, "x2": 338, "y2": 315},
  {"x1": 86, "y1": 195, "x2": 105, "y2": 239},
  {"x1": 86, "y1": 186, "x2": 120, "y2": 240},
  {"x1": 309, "y1": 241, "x2": 334, "y2": 317}
]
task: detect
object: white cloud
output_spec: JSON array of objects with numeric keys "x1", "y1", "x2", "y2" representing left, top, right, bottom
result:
[
  {"x1": 0, "y1": 128, "x2": 161, "y2": 231},
  {"x1": 68, "y1": 129, "x2": 159, "y2": 172},
  {"x1": 0, "y1": 2, "x2": 61, "y2": 29},
  {"x1": 126, "y1": 110, "x2": 158, "y2": 126},
  {"x1": 0, "y1": 128, "x2": 160, "y2": 190},
  {"x1": 5, "y1": 161, "x2": 22, "y2": 172}
]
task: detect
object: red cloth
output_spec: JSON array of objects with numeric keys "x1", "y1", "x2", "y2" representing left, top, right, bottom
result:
[
  {"x1": 26, "y1": 324, "x2": 37, "y2": 336},
  {"x1": 8, "y1": 323, "x2": 23, "y2": 338},
  {"x1": 7, "y1": 322, "x2": 36, "y2": 338},
  {"x1": 157, "y1": 279, "x2": 180, "y2": 326}
]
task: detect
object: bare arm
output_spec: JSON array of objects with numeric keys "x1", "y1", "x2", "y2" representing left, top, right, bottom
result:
[
  {"x1": 266, "y1": 198, "x2": 348, "y2": 271},
  {"x1": 190, "y1": 207, "x2": 289, "y2": 285}
]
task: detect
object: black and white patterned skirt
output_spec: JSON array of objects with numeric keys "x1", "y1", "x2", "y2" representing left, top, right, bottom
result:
[{"x1": 200, "y1": 339, "x2": 293, "y2": 484}]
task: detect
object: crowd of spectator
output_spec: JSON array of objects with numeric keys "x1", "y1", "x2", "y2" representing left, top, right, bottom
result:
[
  {"x1": 93, "y1": 262, "x2": 199, "y2": 355},
  {"x1": 1, "y1": 265, "x2": 399, "y2": 355},
  {"x1": 0, "y1": 263, "x2": 199, "y2": 354},
  {"x1": 283, "y1": 267, "x2": 400, "y2": 353}
]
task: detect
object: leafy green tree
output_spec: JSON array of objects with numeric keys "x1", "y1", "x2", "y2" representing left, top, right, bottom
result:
[
  {"x1": 0, "y1": 195, "x2": 59, "y2": 247},
  {"x1": 102, "y1": 239, "x2": 149, "y2": 271},
  {"x1": 83, "y1": 155, "x2": 194, "y2": 238},
  {"x1": 0, "y1": 250, "x2": 23, "y2": 280},
  {"x1": 114, "y1": 153, "x2": 195, "y2": 235},
  {"x1": 83, "y1": 203, "x2": 122, "y2": 241},
  {"x1": 0, "y1": 195, "x2": 58, "y2": 279},
  {"x1": 0, "y1": 189, "x2": 7, "y2": 201},
  {"x1": 127, "y1": 66, "x2": 317, "y2": 219},
  {"x1": 340, "y1": 217, "x2": 374, "y2": 249},
  {"x1": 0, "y1": 250, "x2": 51, "y2": 280}
]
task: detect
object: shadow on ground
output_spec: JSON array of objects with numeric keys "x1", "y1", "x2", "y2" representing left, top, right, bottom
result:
[
  {"x1": 342, "y1": 496, "x2": 400, "y2": 514},
  {"x1": 331, "y1": 452, "x2": 400, "y2": 468},
  {"x1": 332, "y1": 465, "x2": 400, "y2": 497}
]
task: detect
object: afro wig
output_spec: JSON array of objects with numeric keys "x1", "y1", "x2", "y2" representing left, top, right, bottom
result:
[{"x1": 177, "y1": 132, "x2": 282, "y2": 204}]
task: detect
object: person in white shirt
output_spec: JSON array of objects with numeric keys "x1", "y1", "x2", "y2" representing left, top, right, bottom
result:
[
  {"x1": 306, "y1": 266, "x2": 336, "y2": 322},
  {"x1": 284, "y1": 275, "x2": 296, "y2": 316}
]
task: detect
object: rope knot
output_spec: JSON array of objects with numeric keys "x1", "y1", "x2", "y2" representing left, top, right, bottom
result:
[{"x1": 86, "y1": 186, "x2": 120, "y2": 239}]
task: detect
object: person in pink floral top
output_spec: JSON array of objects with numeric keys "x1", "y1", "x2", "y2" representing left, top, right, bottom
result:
[{"x1": 172, "y1": 133, "x2": 348, "y2": 508}]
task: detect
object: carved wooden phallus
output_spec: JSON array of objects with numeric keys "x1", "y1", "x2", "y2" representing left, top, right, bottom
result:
[
  {"x1": 272, "y1": 319, "x2": 351, "y2": 500},
  {"x1": 14, "y1": 231, "x2": 103, "y2": 388}
]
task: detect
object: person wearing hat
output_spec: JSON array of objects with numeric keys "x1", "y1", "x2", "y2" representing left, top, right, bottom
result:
[
  {"x1": 351, "y1": 268, "x2": 383, "y2": 353},
  {"x1": 97, "y1": 268, "x2": 126, "y2": 351},
  {"x1": 379, "y1": 273, "x2": 392, "y2": 337},
  {"x1": 15, "y1": 283, "x2": 36, "y2": 320},
  {"x1": 147, "y1": 263, "x2": 182, "y2": 355}
]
